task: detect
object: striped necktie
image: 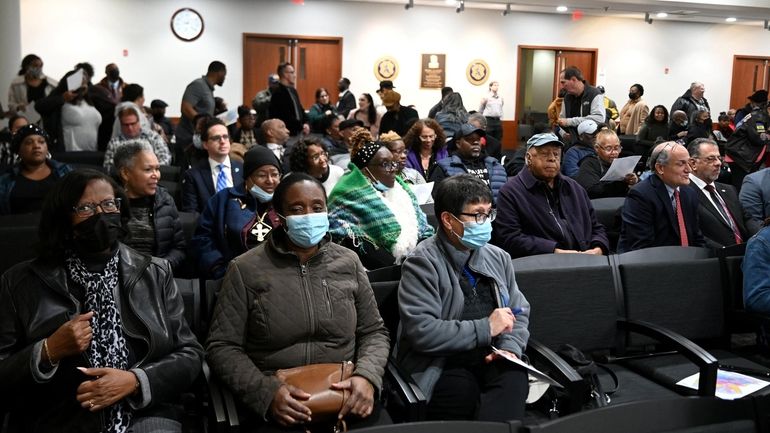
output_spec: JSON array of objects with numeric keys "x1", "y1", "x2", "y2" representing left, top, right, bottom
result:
[{"x1": 216, "y1": 163, "x2": 228, "y2": 192}]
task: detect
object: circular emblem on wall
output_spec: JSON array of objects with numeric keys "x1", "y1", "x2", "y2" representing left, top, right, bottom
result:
[
  {"x1": 374, "y1": 56, "x2": 399, "y2": 82},
  {"x1": 466, "y1": 59, "x2": 490, "y2": 86}
]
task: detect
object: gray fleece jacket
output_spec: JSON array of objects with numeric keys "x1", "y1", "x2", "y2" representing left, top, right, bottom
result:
[{"x1": 395, "y1": 230, "x2": 530, "y2": 401}]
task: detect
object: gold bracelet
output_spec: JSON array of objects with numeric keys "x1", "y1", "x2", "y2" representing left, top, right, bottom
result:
[{"x1": 43, "y1": 338, "x2": 59, "y2": 366}]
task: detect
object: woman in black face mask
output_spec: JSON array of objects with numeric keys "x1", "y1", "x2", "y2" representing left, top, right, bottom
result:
[{"x1": 0, "y1": 169, "x2": 203, "y2": 433}]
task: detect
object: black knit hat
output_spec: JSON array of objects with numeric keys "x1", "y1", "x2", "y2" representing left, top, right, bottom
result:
[
  {"x1": 748, "y1": 90, "x2": 768, "y2": 103},
  {"x1": 244, "y1": 145, "x2": 282, "y2": 178},
  {"x1": 351, "y1": 141, "x2": 384, "y2": 169},
  {"x1": 11, "y1": 124, "x2": 48, "y2": 154}
]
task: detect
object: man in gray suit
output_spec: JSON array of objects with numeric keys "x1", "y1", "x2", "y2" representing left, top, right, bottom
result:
[{"x1": 740, "y1": 167, "x2": 770, "y2": 228}]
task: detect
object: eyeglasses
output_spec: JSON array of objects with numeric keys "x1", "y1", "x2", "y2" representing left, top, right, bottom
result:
[
  {"x1": 598, "y1": 145, "x2": 622, "y2": 153},
  {"x1": 310, "y1": 151, "x2": 329, "y2": 163},
  {"x1": 369, "y1": 161, "x2": 399, "y2": 172},
  {"x1": 694, "y1": 155, "x2": 724, "y2": 163},
  {"x1": 252, "y1": 171, "x2": 281, "y2": 181},
  {"x1": 209, "y1": 134, "x2": 229, "y2": 142},
  {"x1": 458, "y1": 209, "x2": 497, "y2": 224},
  {"x1": 72, "y1": 198, "x2": 122, "y2": 218}
]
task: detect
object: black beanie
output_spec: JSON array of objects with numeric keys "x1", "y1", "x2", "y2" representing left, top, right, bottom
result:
[
  {"x1": 11, "y1": 124, "x2": 48, "y2": 154},
  {"x1": 244, "y1": 145, "x2": 282, "y2": 178}
]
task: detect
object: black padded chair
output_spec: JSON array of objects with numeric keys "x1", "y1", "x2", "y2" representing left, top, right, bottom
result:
[
  {"x1": 420, "y1": 203, "x2": 438, "y2": 229},
  {"x1": 52, "y1": 151, "x2": 105, "y2": 168},
  {"x1": 615, "y1": 247, "x2": 770, "y2": 398},
  {"x1": 523, "y1": 397, "x2": 761, "y2": 433},
  {"x1": 512, "y1": 253, "x2": 687, "y2": 412},
  {"x1": 716, "y1": 243, "x2": 770, "y2": 337},
  {"x1": 356, "y1": 420, "x2": 522, "y2": 433},
  {"x1": 0, "y1": 212, "x2": 40, "y2": 276},
  {"x1": 590, "y1": 197, "x2": 624, "y2": 253}
]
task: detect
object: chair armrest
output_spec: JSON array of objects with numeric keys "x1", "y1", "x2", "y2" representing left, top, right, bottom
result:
[
  {"x1": 526, "y1": 338, "x2": 590, "y2": 415},
  {"x1": 384, "y1": 359, "x2": 427, "y2": 421},
  {"x1": 618, "y1": 318, "x2": 718, "y2": 396},
  {"x1": 201, "y1": 360, "x2": 229, "y2": 430},
  {"x1": 202, "y1": 360, "x2": 241, "y2": 431}
]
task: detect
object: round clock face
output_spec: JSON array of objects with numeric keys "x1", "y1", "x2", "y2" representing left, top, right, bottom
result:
[{"x1": 171, "y1": 8, "x2": 204, "y2": 42}]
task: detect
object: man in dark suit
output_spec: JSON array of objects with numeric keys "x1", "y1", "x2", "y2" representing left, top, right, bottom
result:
[
  {"x1": 181, "y1": 118, "x2": 243, "y2": 213},
  {"x1": 687, "y1": 138, "x2": 759, "y2": 248},
  {"x1": 740, "y1": 167, "x2": 770, "y2": 228},
  {"x1": 618, "y1": 141, "x2": 705, "y2": 252},
  {"x1": 268, "y1": 62, "x2": 308, "y2": 139},
  {"x1": 336, "y1": 77, "x2": 356, "y2": 118}
]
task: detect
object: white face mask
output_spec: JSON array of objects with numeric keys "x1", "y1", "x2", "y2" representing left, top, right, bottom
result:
[{"x1": 192, "y1": 134, "x2": 203, "y2": 149}]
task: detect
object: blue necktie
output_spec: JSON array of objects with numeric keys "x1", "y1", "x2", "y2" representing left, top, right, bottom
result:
[{"x1": 216, "y1": 164, "x2": 228, "y2": 192}]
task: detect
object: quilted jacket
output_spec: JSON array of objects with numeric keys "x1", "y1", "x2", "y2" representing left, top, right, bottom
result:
[{"x1": 205, "y1": 230, "x2": 390, "y2": 418}]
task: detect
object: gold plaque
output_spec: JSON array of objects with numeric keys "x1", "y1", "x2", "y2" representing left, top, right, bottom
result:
[
  {"x1": 420, "y1": 54, "x2": 446, "y2": 89},
  {"x1": 374, "y1": 56, "x2": 399, "y2": 82},
  {"x1": 467, "y1": 59, "x2": 490, "y2": 86}
]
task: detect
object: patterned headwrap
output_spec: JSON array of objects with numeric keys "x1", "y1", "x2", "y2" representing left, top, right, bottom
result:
[{"x1": 351, "y1": 141, "x2": 383, "y2": 169}]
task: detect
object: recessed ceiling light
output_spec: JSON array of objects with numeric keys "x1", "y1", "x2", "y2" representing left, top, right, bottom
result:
[
  {"x1": 445, "y1": 0, "x2": 455, "y2": 4},
  {"x1": 726, "y1": 17, "x2": 737, "y2": 22},
  {"x1": 656, "y1": 12, "x2": 668, "y2": 18},
  {"x1": 556, "y1": 6, "x2": 568, "y2": 12}
]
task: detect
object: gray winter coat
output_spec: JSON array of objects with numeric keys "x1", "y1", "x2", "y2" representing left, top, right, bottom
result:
[
  {"x1": 205, "y1": 231, "x2": 390, "y2": 417},
  {"x1": 395, "y1": 230, "x2": 530, "y2": 400}
]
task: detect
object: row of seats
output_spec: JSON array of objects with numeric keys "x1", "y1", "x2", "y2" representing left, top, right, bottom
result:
[{"x1": 363, "y1": 246, "x2": 770, "y2": 430}]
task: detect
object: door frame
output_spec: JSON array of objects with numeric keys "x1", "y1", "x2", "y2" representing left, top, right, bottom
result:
[
  {"x1": 241, "y1": 33, "x2": 344, "y2": 106},
  {"x1": 729, "y1": 54, "x2": 769, "y2": 110},
  {"x1": 514, "y1": 45, "x2": 598, "y2": 131}
]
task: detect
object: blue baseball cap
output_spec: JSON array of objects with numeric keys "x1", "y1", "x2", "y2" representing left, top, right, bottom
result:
[{"x1": 526, "y1": 132, "x2": 563, "y2": 150}]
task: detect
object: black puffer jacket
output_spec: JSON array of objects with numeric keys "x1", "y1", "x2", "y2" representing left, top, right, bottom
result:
[
  {"x1": 150, "y1": 186, "x2": 186, "y2": 271},
  {"x1": 0, "y1": 245, "x2": 203, "y2": 432}
]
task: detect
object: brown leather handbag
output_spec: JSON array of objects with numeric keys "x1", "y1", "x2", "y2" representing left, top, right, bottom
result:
[{"x1": 275, "y1": 361, "x2": 355, "y2": 430}]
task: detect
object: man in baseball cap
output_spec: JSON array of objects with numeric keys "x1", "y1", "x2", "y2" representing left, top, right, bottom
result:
[
  {"x1": 562, "y1": 119, "x2": 600, "y2": 177},
  {"x1": 492, "y1": 131, "x2": 608, "y2": 258},
  {"x1": 430, "y1": 123, "x2": 507, "y2": 203}
]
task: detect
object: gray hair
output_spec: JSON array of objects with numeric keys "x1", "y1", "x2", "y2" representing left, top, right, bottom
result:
[
  {"x1": 690, "y1": 82, "x2": 704, "y2": 92},
  {"x1": 468, "y1": 112, "x2": 487, "y2": 128},
  {"x1": 687, "y1": 137, "x2": 717, "y2": 158},
  {"x1": 649, "y1": 141, "x2": 680, "y2": 170},
  {"x1": 113, "y1": 140, "x2": 154, "y2": 173}
]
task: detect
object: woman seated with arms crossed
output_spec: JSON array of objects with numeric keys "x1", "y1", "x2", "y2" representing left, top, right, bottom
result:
[
  {"x1": 113, "y1": 142, "x2": 187, "y2": 273},
  {"x1": 327, "y1": 130, "x2": 434, "y2": 270},
  {"x1": 0, "y1": 169, "x2": 203, "y2": 433},
  {"x1": 396, "y1": 174, "x2": 531, "y2": 422},
  {"x1": 0, "y1": 124, "x2": 72, "y2": 214},
  {"x1": 192, "y1": 144, "x2": 282, "y2": 279},
  {"x1": 205, "y1": 172, "x2": 390, "y2": 432}
]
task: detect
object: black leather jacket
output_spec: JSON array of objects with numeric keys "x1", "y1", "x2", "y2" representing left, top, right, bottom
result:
[{"x1": 0, "y1": 244, "x2": 203, "y2": 432}]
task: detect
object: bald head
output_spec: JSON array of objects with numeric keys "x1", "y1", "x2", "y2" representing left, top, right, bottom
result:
[{"x1": 261, "y1": 118, "x2": 289, "y2": 145}]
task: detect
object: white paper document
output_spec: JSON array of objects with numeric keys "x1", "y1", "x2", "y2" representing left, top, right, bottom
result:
[
  {"x1": 410, "y1": 182, "x2": 434, "y2": 205},
  {"x1": 217, "y1": 109, "x2": 239, "y2": 126},
  {"x1": 66, "y1": 69, "x2": 84, "y2": 92},
  {"x1": 599, "y1": 155, "x2": 642, "y2": 182},
  {"x1": 491, "y1": 346, "x2": 563, "y2": 389},
  {"x1": 676, "y1": 369, "x2": 770, "y2": 400}
]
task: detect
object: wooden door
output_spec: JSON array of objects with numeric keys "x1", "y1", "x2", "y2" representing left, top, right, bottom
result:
[
  {"x1": 242, "y1": 34, "x2": 342, "y2": 109},
  {"x1": 294, "y1": 39, "x2": 343, "y2": 108},
  {"x1": 553, "y1": 49, "x2": 598, "y2": 96},
  {"x1": 730, "y1": 56, "x2": 770, "y2": 110}
]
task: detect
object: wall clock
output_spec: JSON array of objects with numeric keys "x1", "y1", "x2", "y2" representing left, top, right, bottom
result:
[{"x1": 171, "y1": 8, "x2": 204, "y2": 42}]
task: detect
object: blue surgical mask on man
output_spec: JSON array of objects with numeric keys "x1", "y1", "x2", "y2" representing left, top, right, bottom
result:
[
  {"x1": 249, "y1": 184, "x2": 273, "y2": 203},
  {"x1": 453, "y1": 215, "x2": 492, "y2": 250},
  {"x1": 283, "y1": 212, "x2": 329, "y2": 248}
]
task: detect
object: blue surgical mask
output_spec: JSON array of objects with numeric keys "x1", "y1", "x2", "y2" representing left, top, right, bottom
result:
[
  {"x1": 453, "y1": 216, "x2": 492, "y2": 250},
  {"x1": 283, "y1": 212, "x2": 329, "y2": 248},
  {"x1": 365, "y1": 167, "x2": 390, "y2": 192},
  {"x1": 249, "y1": 184, "x2": 273, "y2": 203}
]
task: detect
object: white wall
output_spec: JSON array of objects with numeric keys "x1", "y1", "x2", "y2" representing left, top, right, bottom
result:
[
  {"x1": 1, "y1": 0, "x2": 21, "y2": 128},
  {"x1": 13, "y1": 0, "x2": 770, "y2": 121}
]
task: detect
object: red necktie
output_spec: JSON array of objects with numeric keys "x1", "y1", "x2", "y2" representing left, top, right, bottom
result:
[
  {"x1": 704, "y1": 184, "x2": 743, "y2": 244},
  {"x1": 674, "y1": 190, "x2": 689, "y2": 247}
]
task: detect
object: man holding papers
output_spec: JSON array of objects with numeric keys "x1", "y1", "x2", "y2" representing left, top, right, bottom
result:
[{"x1": 575, "y1": 129, "x2": 639, "y2": 198}]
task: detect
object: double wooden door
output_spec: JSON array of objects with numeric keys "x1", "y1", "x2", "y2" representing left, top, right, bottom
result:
[
  {"x1": 730, "y1": 56, "x2": 770, "y2": 110},
  {"x1": 242, "y1": 34, "x2": 343, "y2": 109}
]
